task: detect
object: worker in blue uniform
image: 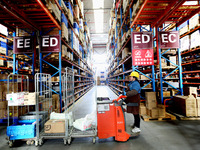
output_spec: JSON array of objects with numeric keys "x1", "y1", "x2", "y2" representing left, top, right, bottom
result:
[{"x1": 124, "y1": 71, "x2": 141, "y2": 133}]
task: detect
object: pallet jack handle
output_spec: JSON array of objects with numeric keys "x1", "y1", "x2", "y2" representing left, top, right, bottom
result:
[{"x1": 112, "y1": 95, "x2": 127, "y2": 102}]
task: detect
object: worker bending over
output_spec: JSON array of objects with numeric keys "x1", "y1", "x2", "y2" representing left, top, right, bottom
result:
[{"x1": 124, "y1": 71, "x2": 141, "y2": 133}]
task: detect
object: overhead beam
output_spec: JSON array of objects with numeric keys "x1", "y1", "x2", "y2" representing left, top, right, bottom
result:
[{"x1": 0, "y1": 3, "x2": 39, "y2": 30}]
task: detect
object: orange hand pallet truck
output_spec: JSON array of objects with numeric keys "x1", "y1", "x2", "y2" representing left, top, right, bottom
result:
[{"x1": 97, "y1": 95, "x2": 139, "y2": 142}]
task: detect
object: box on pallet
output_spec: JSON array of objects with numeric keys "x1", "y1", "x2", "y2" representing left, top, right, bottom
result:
[
  {"x1": 179, "y1": 21, "x2": 189, "y2": 35},
  {"x1": 46, "y1": 0, "x2": 61, "y2": 22},
  {"x1": 74, "y1": 5, "x2": 79, "y2": 20},
  {"x1": 184, "y1": 87, "x2": 198, "y2": 98},
  {"x1": 157, "y1": 104, "x2": 166, "y2": 117},
  {"x1": 196, "y1": 97, "x2": 200, "y2": 116},
  {"x1": 172, "y1": 95, "x2": 197, "y2": 117},
  {"x1": 140, "y1": 105, "x2": 147, "y2": 115},
  {"x1": 190, "y1": 30, "x2": 200, "y2": 49},
  {"x1": 180, "y1": 35, "x2": 190, "y2": 52},
  {"x1": 189, "y1": 14, "x2": 199, "y2": 30}
]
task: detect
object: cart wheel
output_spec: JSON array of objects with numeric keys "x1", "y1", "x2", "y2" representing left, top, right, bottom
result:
[
  {"x1": 92, "y1": 137, "x2": 96, "y2": 144},
  {"x1": 39, "y1": 139, "x2": 43, "y2": 146},
  {"x1": 67, "y1": 138, "x2": 71, "y2": 145},
  {"x1": 31, "y1": 140, "x2": 34, "y2": 145},
  {"x1": 64, "y1": 139, "x2": 67, "y2": 145},
  {"x1": 35, "y1": 140, "x2": 38, "y2": 147},
  {"x1": 8, "y1": 140, "x2": 13, "y2": 148},
  {"x1": 26, "y1": 140, "x2": 31, "y2": 145}
]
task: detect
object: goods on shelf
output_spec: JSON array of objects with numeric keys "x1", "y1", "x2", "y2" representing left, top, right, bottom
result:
[
  {"x1": 61, "y1": 14, "x2": 69, "y2": 42},
  {"x1": 180, "y1": 35, "x2": 190, "y2": 52},
  {"x1": 190, "y1": 30, "x2": 200, "y2": 49},
  {"x1": 171, "y1": 95, "x2": 198, "y2": 117},
  {"x1": 179, "y1": 21, "x2": 189, "y2": 35},
  {"x1": 189, "y1": 14, "x2": 200, "y2": 30},
  {"x1": 122, "y1": 47, "x2": 131, "y2": 60},
  {"x1": 74, "y1": 5, "x2": 79, "y2": 20},
  {"x1": 183, "y1": 87, "x2": 198, "y2": 98},
  {"x1": 46, "y1": 0, "x2": 61, "y2": 22}
]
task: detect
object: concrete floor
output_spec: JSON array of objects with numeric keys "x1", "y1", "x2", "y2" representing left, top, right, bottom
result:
[{"x1": 0, "y1": 86, "x2": 200, "y2": 150}]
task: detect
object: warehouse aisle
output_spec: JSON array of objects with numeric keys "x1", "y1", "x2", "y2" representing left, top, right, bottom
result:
[{"x1": 0, "y1": 86, "x2": 200, "y2": 150}]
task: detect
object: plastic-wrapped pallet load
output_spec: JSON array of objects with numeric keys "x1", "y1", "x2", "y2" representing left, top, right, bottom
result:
[
  {"x1": 190, "y1": 30, "x2": 200, "y2": 49},
  {"x1": 180, "y1": 35, "x2": 190, "y2": 52},
  {"x1": 189, "y1": 14, "x2": 199, "y2": 30}
]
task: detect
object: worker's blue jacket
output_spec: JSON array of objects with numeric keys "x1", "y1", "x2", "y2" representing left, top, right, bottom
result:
[{"x1": 128, "y1": 80, "x2": 141, "y2": 94}]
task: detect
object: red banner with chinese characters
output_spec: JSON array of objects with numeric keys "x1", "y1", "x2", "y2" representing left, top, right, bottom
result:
[{"x1": 132, "y1": 49, "x2": 154, "y2": 66}]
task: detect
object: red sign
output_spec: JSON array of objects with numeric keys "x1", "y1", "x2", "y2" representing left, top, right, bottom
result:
[
  {"x1": 131, "y1": 32, "x2": 153, "y2": 49},
  {"x1": 13, "y1": 36, "x2": 34, "y2": 54},
  {"x1": 159, "y1": 31, "x2": 179, "y2": 48},
  {"x1": 40, "y1": 35, "x2": 61, "y2": 53},
  {"x1": 132, "y1": 49, "x2": 154, "y2": 66}
]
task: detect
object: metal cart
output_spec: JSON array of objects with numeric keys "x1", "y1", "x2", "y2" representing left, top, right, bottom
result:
[
  {"x1": 62, "y1": 67, "x2": 75, "y2": 145},
  {"x1": 6, "y1": 74, "x2": 36, "y2": 147},
  {"x1": 35, "y1": 73, "x2": 52, "y2": 146},
  {"x1": 67, "y1": 80, "x2": 97, "y2": 145}
]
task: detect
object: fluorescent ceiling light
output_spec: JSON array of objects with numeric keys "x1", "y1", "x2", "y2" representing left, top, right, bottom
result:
[
  {"x1": 183, "y1": 1, "x2": 198, "y2": 5},
  {"x1": 94, "y1": 10, "x2": 104, "y2": 33},
  {"x1": 93, "y1": 0, "x2": 104, "y2": 9},
  {"x1": 0, "y1": 24, "x2": 8, "y2": 36}
]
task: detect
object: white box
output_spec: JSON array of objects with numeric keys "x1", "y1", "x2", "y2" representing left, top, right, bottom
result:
[
  {"x1": 168, "y1": 82, "x2": 179, "y2": 88},
  {"x1": 169, "y1": 56, "x2": 177, "y2": 66}
]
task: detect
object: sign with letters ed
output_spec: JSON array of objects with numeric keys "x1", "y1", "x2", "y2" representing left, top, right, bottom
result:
[
  {"x1": 40, "y1": 35, "x2": 61, "y2": 53},
  {"x1": 131, "y1": 32, "x2": 153, "y2": 49}
]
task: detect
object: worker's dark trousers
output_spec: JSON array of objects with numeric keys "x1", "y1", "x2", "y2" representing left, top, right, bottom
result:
[{"x1": 133, "y1": 114, "x2": 140, "y2": 128}]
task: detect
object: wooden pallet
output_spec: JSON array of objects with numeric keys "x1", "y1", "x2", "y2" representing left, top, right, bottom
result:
[
  {"x1": 168, "y1": 111, "x2": 200, "y2": 120},
  {"x1": 141, "y1": 113, "x2": 176, "y2": 121}
]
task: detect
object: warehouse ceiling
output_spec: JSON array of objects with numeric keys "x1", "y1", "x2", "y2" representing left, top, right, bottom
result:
[
  {"x1": 83, "y1": 0, "x2": 112, "y2": 73},
  {"x1": 83, "y1": 0, "x2": 113, "y2": 45}
]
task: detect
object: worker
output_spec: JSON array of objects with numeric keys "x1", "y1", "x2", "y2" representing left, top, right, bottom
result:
[{"x1": 124, "y1": 71, "x2": 141, "y2": 133}]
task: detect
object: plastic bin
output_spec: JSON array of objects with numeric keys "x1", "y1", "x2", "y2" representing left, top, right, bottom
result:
[{"x1": 7, "y1": 120, "x2": 36, "y2": 140}]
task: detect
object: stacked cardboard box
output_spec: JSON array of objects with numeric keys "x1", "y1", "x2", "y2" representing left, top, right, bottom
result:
[
  {"x1": 145, "y1": 92, "x2": 166, "y2": 118},
  {"x1": 97, "y1": 76, "x2": 100, "y2": 85}
]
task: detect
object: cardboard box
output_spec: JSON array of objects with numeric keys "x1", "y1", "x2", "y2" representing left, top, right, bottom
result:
[
  {"x1": 158, "y1": 104, "x2": 166, "y2": 117},
  {"x1": 184, "y1": 87, "x2": 198, "y2": 98},
  {"x1": 150, "y1": 108, "x2": 159, "y2": 118},
  {"x1": 52, "y1": 94, "x2": 59, "y2": 109},
  {"x1": 172, "y1": 95, "x2": 197, "y2": 116},
  {"x1": 196, "y1": 97, "x2": 200, "y2": 116},
  {"x1": 145, "y1": 92, "x2": 156, "y2": 101},
  {"x1": 140, "y1": 106, "x2": 147, "y2": 115},
  {"x1": 24, "y1": 92, "x2": 36, "y2": 105},
  {"x1": 140, "y1": 75, "x2": 150, "y2": 80},
  {"x1": 44, "y1": 119, "x2": 65, "y2": 133},
  {"x1": 163, "y1": 91, "x2": 171, "y2": 97},
  {"x1": 0, "y1": 92, "x2": 2, "y2": 100},
  {"x1": 0, "y1": 109, "x2": 7, "y2": 119},
  {"x1": 146, "y1": 100, "x2": 157, "y2": 110},
  {"x1": 0, "y1": 101, "x2": 7, "y2": 109},
  {"x1": 122, "y1": 47, "x2": 131, "y2": 59}
]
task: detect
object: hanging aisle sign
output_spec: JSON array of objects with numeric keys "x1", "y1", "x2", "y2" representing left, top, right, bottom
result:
[
  {"x1": 131, "y1": 32, "x2": 153, "y2": 49},
  {"x1": 13, "y1": 36, "x2": 34, "y2": 54},
  {"x1": 159, "y1": 31, "x2": 179, "y2": 48},
  {"x1": 131, "y1": 32, "x2": 154, "y2": 66},
  {"x1": 40, "y1": 35, "x2": 61, "y2": 53}
]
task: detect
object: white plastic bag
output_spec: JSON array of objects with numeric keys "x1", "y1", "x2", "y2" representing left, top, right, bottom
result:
[{"x1": 73, "y1": 112, "x2": 96, "y2": 131}]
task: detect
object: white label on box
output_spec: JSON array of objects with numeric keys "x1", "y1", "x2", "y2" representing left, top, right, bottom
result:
[{"x1": 6, "y1": 92, "x2": 25, "y2": 106}]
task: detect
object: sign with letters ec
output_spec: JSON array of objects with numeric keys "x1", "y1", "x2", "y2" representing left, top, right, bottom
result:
[{"x1": 159, "y1": 31, "x2": 179, "y2": 48}]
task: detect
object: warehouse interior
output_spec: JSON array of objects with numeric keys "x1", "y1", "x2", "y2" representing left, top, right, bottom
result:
[{"x1": 0, "y1": 0, "x2": 200, "y2": 149}]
